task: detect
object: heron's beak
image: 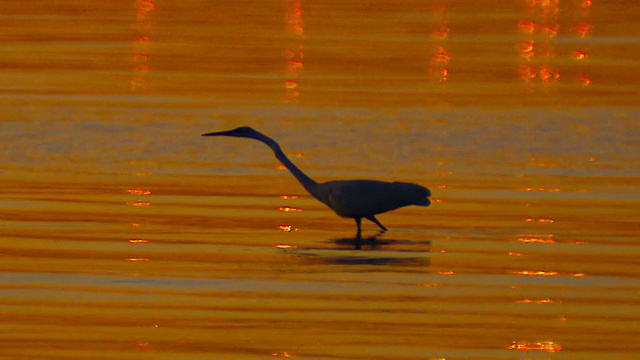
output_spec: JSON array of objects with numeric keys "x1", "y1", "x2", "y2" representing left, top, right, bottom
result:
[{"x1": 202, "y1": 130, "x2": 232, "y2": 137}]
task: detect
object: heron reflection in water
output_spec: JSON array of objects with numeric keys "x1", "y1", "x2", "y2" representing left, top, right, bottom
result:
[{"x1": 202, "y1": 126, "x2": 431, "y2": 249}]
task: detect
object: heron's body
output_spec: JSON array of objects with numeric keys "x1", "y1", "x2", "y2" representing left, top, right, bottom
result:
[
  {"x1": 315, "y1": 180, "x2": 430, "y2": 218},
  {"x1": 202, "y1": 126, "x2": 431, "y2": 248}
]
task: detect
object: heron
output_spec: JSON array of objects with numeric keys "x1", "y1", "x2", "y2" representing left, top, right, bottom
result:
[{"x1": 202, "y1": 126, "x2": 431, "y2": 248}]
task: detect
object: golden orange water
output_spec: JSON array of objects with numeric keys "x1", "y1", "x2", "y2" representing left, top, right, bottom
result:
[{"x1": 1, "y1": 1, "x2": 639, "y2": 359}]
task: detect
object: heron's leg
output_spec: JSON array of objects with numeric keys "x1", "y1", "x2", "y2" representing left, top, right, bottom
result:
[
  {"x1": 355, "y1": 217, "x2": 363, "y2": 238},
  {"x1": 354, "y1": 217, "x2": 362, "y2": 250},
  {"x1": 365, "y1": 215, "x2": 388, "y2": 233}
]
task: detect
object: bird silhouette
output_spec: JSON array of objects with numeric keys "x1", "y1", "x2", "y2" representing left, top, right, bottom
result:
[{"x1": 202, "y1": 126, "x2": 431, "y2": 249}]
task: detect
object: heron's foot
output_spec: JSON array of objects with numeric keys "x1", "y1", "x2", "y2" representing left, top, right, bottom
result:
[
  {"x1": 352, "y1": 233, "x2": 385, "y2": 250},
  {"x1": 365, "y1": 229, "x2": 386, "y2": 240}
]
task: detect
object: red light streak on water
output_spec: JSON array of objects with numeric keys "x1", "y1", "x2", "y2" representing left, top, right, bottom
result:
[
  {"x1": 510, "y1": 270, "x2": 559, "y2": 276},
  {"x1": 517, "y1": 20, "x2": 536, "y2": 34},
  {"x1": 538, "y1": 64, "x2": 560, "y2": 82},
  {"x1": 578, "y1": 76, "x2": 592, "y2": 87},
  {"x1": 278, "y1": 224, "x2": 299, "y2": 232},
  {"x1": 272, "y1": 351, "x2": 297, "y2": 358},
  {"x1": 284, "y1": 0, "x2": 304, "y2": 102},
  {"x1": 516, "y1": 298, "x2": 561, "y2": 304},
  {"x1": 574, "y1": 21, "x2": 594, "y2": 38},
  {"x1": 517, "y1": 0, "x2": 562, "y2": 84},
  {"x1": 128, "y1": 239, "x2": 149, "y2": 244},
  {"x1": 431, "y1": 68, "x2": 448, "y2": 82},
  {"x1": 131, "y1": 1, "x2": 154, "y2": 91},
  {"x1": 573, "y1": 50, "x2": 588, "y2": 60},
  {"x1": 280, "y1": 195, "x2": 299, "y2": 200},
  {"x1": 427, "y1": 2, "x2": 449, "y2": 82},
  {"x1": 430, "y1": 24, "x2": 450, "y2": 40},
  {"x1": 288, "y1": 59, "x2": 304, "y2": 73},
  {"x1": 275, "y1": 244, "x2": 298, "y2": 250},
  {"x1": 541, "y1": 22, "x2": 559, "y2": 39},
  {"x1": 569, "y1": 1, "x2": 593, "y2": 86},
  {"x1": 508, "y1": 340, "x2": 562, "y2": 353},
  {"x1": 431, "y1": 46, "x2": 450, "y2": 65},
  {"x1": 132, "y1": 53, "x2": 148, "y2": 63},
  {"x1": 523, "y1": 217, "x2": 555, "y2": 223},
  {"x1": 517, "y1": 64, "x2": 536, "y2": 82},
  {"x1": 128, "y1": 201, "x2": 151, "y2": 207},
  {"x1": 521, "y1": 186, "x2": 561, "y2": 192},
  {"x1": 127, "y1": 188, "x2": 152, "y2": 195},
  {"x1": 517, "y1": 233, "x2": 556, "y2": 244},
  {"x1": 279, "y1": 206, "x2": 303, "y2": 212},
  {"x1": 517, "y1": 41, "x2": 535, "y2": 61},
  {"x1": 135, "y1": 0, "x2": 155, "y2": 20}
]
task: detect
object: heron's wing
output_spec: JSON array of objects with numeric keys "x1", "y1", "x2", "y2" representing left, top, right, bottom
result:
[{"x1": 320, "y1": 180, "x2": 430, "y2": 218}]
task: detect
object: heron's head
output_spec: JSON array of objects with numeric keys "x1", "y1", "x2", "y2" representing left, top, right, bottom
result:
[{"x1": 201, "y1": 126, "x2": 265, "y2": 140}]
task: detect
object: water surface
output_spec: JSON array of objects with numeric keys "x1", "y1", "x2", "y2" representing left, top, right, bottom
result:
[{"x1": 1, "y1": 0, "x2": 639, "y2": 359}]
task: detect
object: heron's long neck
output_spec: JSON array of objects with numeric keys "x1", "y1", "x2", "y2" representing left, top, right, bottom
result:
[{"x1": 260, "y1": 136, "x2": 318, "y2": 194}]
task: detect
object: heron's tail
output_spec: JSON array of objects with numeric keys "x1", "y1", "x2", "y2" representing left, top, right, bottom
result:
[{"x1": 414, "y1": 197, "x2": 431, "y2": 206}]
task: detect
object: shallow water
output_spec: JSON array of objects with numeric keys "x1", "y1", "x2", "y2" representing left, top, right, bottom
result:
[{"x1": 1, "y1": 0, "x2": 640, "y2": 359}]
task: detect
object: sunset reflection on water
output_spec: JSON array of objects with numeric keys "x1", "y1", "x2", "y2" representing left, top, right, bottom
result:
[
  {"x1": 284, "y1": 0, "x2": 305, "y2": 102},
  {"x1": 508, "y1": 339, "x2": 562, "y2": 353},
  {"x1": 1, "y1": 0, "x2": 639, "y2": 359},
  {"x1": 131, "y1": 0, "x2": 155, "y2": 92}
]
